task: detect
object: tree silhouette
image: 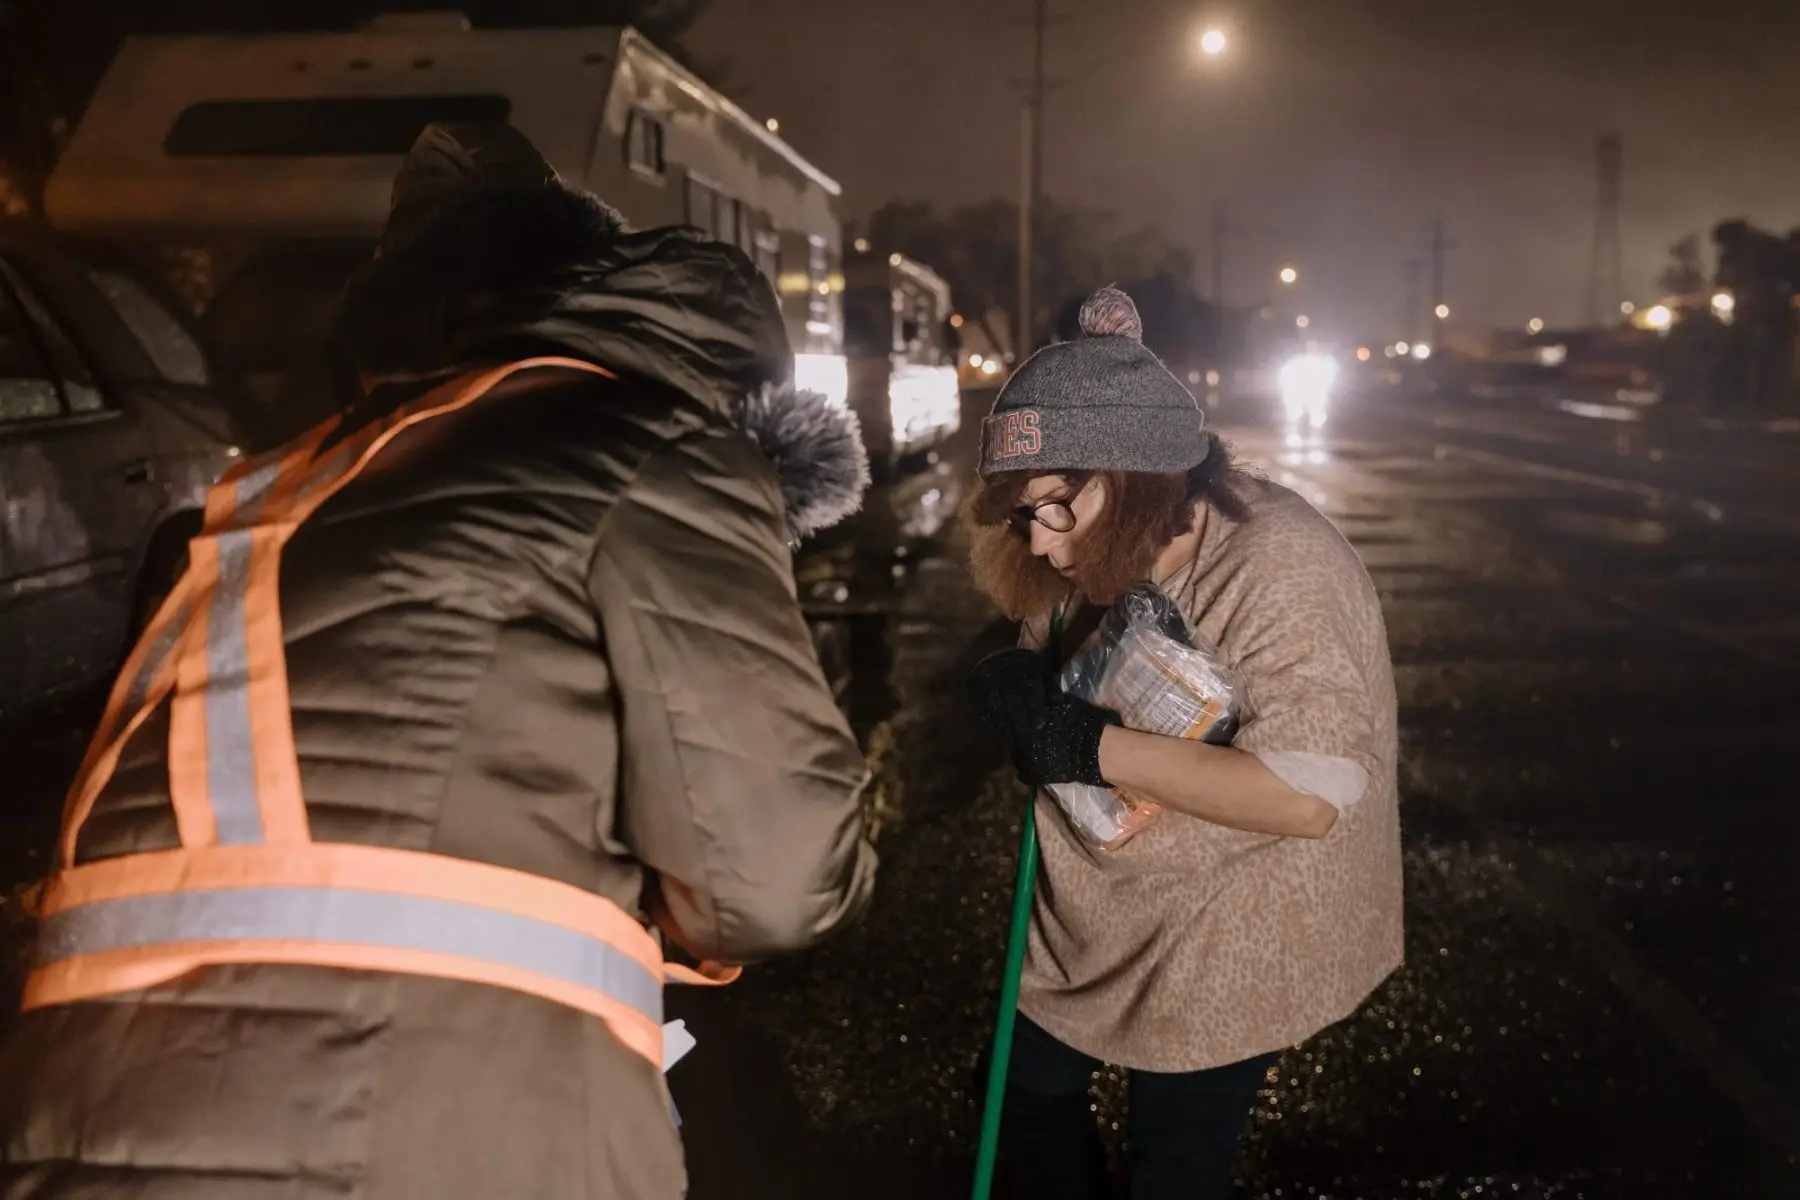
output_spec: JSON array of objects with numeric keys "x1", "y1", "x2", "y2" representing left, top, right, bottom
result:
[
  {"x1": 1657, "y1": 233, "x2": 1706, "y2": 299},
  {"x1": 866, "y1": 197, "x2": 1212, "y2": 361}
]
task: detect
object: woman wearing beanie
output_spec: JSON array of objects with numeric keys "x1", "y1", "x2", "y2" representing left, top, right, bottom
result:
[{"x1": 963, "y1": 286, "x2": 1403, "y2": 1199}]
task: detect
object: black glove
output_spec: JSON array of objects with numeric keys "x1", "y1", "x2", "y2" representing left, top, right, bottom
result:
[{"x1": 967, "y1": 649, "x2": 1122, "y2": 788}]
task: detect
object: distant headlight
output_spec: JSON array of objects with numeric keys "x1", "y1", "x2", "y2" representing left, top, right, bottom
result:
[{"x1": 1277, "y1": 353, "x2": 1337, "y2": 428}]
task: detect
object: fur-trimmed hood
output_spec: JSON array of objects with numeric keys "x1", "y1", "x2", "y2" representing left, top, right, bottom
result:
[
  {"x1": 336, "y1": 157, "x2": 867, "y2": 539},
  {"x1": 736, "y1": 385, "x2": 870, "y2": 541}
]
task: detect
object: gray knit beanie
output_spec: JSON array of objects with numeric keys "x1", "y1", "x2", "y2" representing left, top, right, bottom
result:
[{"x1": 978, "y1": 285, "x2": 1208, "y2": 477}]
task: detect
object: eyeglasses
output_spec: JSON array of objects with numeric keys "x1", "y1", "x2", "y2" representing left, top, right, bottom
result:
[{"x1": 1007, "y1": 497, "x2": 1078, "y2": 536}]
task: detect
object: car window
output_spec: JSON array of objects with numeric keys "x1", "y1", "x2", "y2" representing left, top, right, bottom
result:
[
  {"x1": 88, "y1": 268, "x2": 211, "y2": 386},
  {"x1": 0, "y1": 275, "x2": 63, "y2": 423},
  {"x1": 0, "y1": 261, "x2": 106, "y2": 414}
]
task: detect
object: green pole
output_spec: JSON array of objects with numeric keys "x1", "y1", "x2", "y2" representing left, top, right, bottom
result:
[
  {"x1": 970, "y1": 791, "x2": 1039, "y2": 1200},
  {"x1": 971, "y1": 610, "x2": 1059, "y2": 1200}
]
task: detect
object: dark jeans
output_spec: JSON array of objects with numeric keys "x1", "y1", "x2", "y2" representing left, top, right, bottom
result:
[{"x1": 994, "y1": 1015, "x2": 1275, "y2": 1200}]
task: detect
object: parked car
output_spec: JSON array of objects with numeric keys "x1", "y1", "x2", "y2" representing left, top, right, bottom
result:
[{"x1": 0, "y1": 225, "x2": 244, "y2": 723}]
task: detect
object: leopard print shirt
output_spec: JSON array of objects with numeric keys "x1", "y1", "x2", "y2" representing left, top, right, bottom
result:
[{"x1": 1019, "y1": 475, "x2": 1404, "y2": 1072}]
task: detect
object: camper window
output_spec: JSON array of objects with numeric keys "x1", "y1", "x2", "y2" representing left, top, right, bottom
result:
[
  {"x1": 807, "y1": 235, "x2": 833, "y2": 329},
  {"x1": 626, "y1": 111, "x2": 665, "y2": 179},
  {"x1": 164, "y1": 95, "x2": 511, "y2": 157},
  {"x1": 685, "y1": 177, "x2": 718, "y2": 234},
  {"x1": 737, "y1": 207, "x2": 765, "y2": 257},
  {"x1": 715, "y1": 196, "x2": 740, "y2": 247},
  {"x1": 753, "y1": 232, "x2": 780, "y2": 284}
]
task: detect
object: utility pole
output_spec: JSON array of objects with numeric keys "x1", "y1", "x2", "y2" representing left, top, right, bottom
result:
[
  {"x1": 1404, "y1": 257, "x2": 1425, "y2": 346},
  {"x1": 1429, "y1": 218, "x2": 1447, "y2": 318},
  {"x1": 1587, "y1": 133, "x2": 1624, "y2": 327},
  {"x1": 1016, "y1": 0, "x2": 1047, "y2": 360},
  {"x1": 1210, "y1": 201, "x2": 1227, "y2": 305}
]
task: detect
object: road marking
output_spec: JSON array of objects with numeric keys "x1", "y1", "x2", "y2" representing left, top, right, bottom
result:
[{"x1": 1432, "y1": 443, "x2": 1800, "y2": 538}]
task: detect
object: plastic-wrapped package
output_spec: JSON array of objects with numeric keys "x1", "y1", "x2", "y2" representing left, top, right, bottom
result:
[{"x1": 1047, "y1": 584, "x2": 1244, "y2": 850}]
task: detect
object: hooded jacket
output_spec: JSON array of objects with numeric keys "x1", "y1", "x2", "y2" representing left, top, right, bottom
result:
[{"x1": 0, "y1": 128, "x2": 876, "y2": 1200}]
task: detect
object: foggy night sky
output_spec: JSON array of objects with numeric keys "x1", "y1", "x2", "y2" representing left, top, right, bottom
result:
[{"x1": 684, "y1": 0, "x2": 1800, "y2": 343}]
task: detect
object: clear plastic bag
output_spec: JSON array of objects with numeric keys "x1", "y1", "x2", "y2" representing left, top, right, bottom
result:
[{"x1": 1046, "y1": 584, "x2": 1244, "y2": 851}]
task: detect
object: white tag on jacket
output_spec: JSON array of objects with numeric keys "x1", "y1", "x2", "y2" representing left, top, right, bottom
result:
[{"x1": 662, "y1": 1019, "x2": 697, "y2": 1073}]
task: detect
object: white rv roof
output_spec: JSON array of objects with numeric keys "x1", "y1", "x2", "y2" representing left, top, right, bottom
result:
[{"x1": 46, "y1": 24, "x2": 839, "y2": 237}]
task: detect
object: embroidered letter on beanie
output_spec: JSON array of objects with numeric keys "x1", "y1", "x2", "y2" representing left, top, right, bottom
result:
[{"x1": 993, "y1": 410, "x2": 1042, "y2": 459}]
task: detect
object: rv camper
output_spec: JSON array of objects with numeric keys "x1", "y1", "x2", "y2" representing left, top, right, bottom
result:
[
  {"x1": 842, "y1": 247, "x2": 962, "y2": 482},
  {"x1": 45, "y1": 13, "x2": 848, "y2": 444}
]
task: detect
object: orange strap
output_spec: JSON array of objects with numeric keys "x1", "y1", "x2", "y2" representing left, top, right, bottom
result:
[{"x1": 35, "y1": 358, "x2": 736, "y2": 1068}]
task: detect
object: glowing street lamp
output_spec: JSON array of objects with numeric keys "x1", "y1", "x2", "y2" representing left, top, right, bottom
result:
[
  {"x1": 1645, "y1": 304, "x2": 1673, "y2": 331},
  {"x1": 1279, "y1": 266, "x2": 1298, "y2": 285},
  {"x1": 1527, "y1": 317, "x2": 1545, "y2": 334},
  {"x1": 1434, "y1": 303, "x2": 1451, "y2": 321},
  {"x1": 1199, "y1": 27, "x2": 1229, "y2": 57},
  {"x1": 1295, "y1": 314, "x2": 1310, "y2": 329}
]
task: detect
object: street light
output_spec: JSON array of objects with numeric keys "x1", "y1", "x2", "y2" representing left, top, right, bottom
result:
[
  {"x1": 1646, "y1": 304, "x2": 1673, "y2": 331},
  {"x1": 1295, "y1": 314, "x2": 1310, "y2": 329},
  {"x1": 1199, "y1": 27, "x2": 1229, "y2": 56},
  {"x1": 1527, "y1": 317, "x2": 1545, "y2": 334},
  {"x1": 1279, "y1": 266, "x2": 1298, "y2": 285},
  {"x1": 1434, "y1": 303, "x2": 1451, "y2": 320}
]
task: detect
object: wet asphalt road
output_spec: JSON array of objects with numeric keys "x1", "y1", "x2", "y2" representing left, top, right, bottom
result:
[{"x1": 4, "y1": 377, "x2": 1797, "y2": 1198}]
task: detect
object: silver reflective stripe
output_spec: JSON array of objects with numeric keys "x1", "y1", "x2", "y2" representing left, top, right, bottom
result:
[
  {"x1": 202, "y1": 527, "x2": 263, "y2": 844},
  {"x1": 35, "y1": 886, "x2": 663, "y2": 1023},
  {"x1": 227, "y1": 457, "x2": 285, "y2": 525},
  {"x1": 198, "y1": 461, "x2": 289, "y2": 845}
]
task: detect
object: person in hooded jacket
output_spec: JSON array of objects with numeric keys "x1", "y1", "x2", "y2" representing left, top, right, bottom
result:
[{"x1": 0, "y1": 123, "x2": 877, "y2": 1200}]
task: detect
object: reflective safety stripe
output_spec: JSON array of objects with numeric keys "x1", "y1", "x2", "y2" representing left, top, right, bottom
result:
[
  {"x1": 196, "y1": 451, "x2": 293, "y2": 844},
  {"x1": 34, "y1": 886, "x2": 663, "y2": 1023},
  {"x1": 58, "y1": 592, "x2": 194, "y2": 868},
  {"x1": 201, "y1": 527, "x2": 265, "y2": 844}
]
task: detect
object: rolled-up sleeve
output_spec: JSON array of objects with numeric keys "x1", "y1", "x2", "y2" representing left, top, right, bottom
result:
[{"x1": 1222, "y1": 551, "x2": 1386, "y2": 814}]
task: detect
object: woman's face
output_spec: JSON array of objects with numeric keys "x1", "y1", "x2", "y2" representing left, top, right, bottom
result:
[
  {"x1": 1014, "y1": 474, "x2": 1106, "y2": 577},
  {"x1": 966, "y1": 467, "x2": 1195, "y2": 621}
]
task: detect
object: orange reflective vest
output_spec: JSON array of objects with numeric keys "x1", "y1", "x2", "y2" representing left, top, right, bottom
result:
[{"x1": 24, "y1": 358, "x2": 735, "y2": 1071}]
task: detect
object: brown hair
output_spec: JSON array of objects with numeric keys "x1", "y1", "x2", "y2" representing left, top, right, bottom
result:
[{"x1": 963, "y1": 434, "x2": 1253, "y2": 622}]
